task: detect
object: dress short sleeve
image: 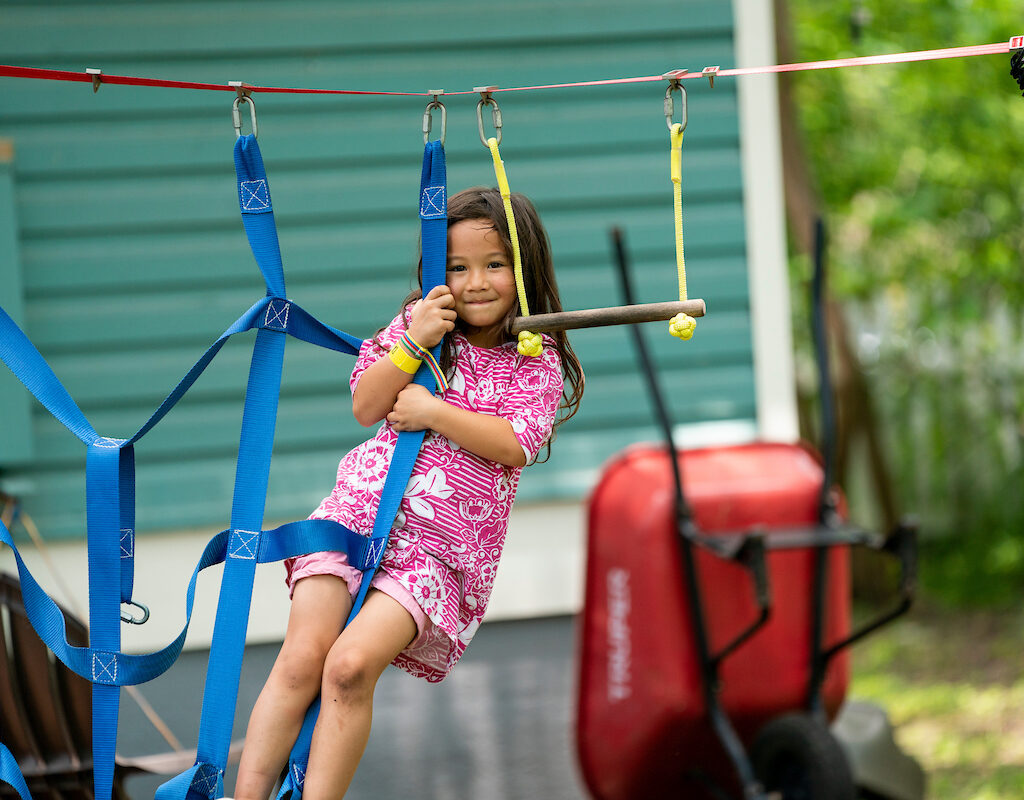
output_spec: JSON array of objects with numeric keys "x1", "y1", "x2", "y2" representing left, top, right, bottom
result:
[
  {"x1": 350, "y1": 306, "x2": 412, "y2": 393},
  {"x1": 496, "y1": 337, "x2": 564, "y2": 463}
]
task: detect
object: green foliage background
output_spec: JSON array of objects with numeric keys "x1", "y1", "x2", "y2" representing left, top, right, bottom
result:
[{"x1": 788, "y1": 1, "x2": 1024, "y2": 606}]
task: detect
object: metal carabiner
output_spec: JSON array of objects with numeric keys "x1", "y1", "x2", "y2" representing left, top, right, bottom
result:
[
  {"x1": 120, "y1": 599, "x2": 150, "y2": 625},
  {"x1": 232, "y1": 94, "x2": 258, "y2": 139},
  {"x1": 423, "y1": 91, "x2": 447, "y2": 146},
  {"x1": 663, "y1": 71, "x2": 688, "y2": 132},
  {"x1": 475, "y1": 87, "x2": 502, "y2": 147}
]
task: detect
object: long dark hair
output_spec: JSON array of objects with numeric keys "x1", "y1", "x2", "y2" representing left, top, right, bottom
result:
[{"x1": 385, "y1": 186, "x2": 584, "y2": 461}]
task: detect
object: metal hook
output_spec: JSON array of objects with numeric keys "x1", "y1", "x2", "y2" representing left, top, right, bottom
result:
[
  {"x1": 423, "y1": 90, "x2": 446, "y2": 146},
  {"x1": 86, "y1": 68, "x2": 103, "y2": 93},
  {"x1": 229, "y1": 82, "x2": 257, "y2": 138},
  {"x1": 701, "y1": 65, "x2": 720, "y2": 89},
  {"x1": 663, "y1": 71, "x2": 688, "y2": 132},
  {"x1": 475, "y1": 86, "x2": 502, "y2": 147},
  {"x1": 120, "y1": 600, "x2": 150, "y2": 625}
]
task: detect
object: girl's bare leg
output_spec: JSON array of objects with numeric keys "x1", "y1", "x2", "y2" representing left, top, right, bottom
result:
[
  {"x1": 300, "y1": 589, "x2": 417, "y2": 800},
  {"x1": 234, "y1": 576, "x2": 352, "y2": 800}
]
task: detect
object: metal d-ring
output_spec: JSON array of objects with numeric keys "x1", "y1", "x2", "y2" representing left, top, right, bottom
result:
[
  {"x1": 476, "y1": 87, "x2": 502, "y2": 147},
  {"x1": 664, "y1": 71, "x2": 688, "y2": 132},
  {"x1": 120, "y1": 599, "x2": 150, "y2": 625},
  {"x1": 232, "y1": 94, "x2": 258, "y2": 139},
  {"x1": 423, "y1": 92, "x2": 447, "y2": 146}
]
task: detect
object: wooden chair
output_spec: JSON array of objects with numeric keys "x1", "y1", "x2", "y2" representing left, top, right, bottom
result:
[{"x1": 0, "y1": 572, "x2": 240, "y2": 800}]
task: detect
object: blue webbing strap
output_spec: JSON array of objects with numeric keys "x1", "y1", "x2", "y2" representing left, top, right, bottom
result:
[
  {"x1": 119, "y1": 445, "x2": 136, "y2": 605},
  {"x1": 158, "y1": 134, "x2": 291, "y2": 800},
  {"x1": 155, "y1": 135, "x2": 372, "y2": 800},
  {"x1": 0, "y1": 519, "x2": 376, "y2": 794},
  {"x1": 0, "y1": 306, "x2": 98, "y2": 445},
  {"x1": 0, "y1": 746, "x2": 31, "y2": 800},
  {"x1": 0, "y1": 132, "x2": 363, "y2": 800},
  {"x1": 276, "y1": 139, "x2": 448, "y2": 800},
  {"x1": 86, "y1": 441, "x2": 126, "y2": 800},
  {"x1": 0, "y1": 299, "x2": 128, "y2": 800},
  {"x1": 0, "y1": 135, "x2": 422, "y2": 800},
  {"x1": 0, "y1": 516, "x2": 375, "y2": 690},
  {"x1": 235, "y1": 135, "x2": 286, "y2": 299}
]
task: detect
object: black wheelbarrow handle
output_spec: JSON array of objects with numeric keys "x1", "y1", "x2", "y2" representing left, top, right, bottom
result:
[{"x1": 820, "y1": 518, "x2": 918, "y2": 663}]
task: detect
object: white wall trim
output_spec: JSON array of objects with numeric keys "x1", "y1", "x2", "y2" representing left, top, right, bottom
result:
[{"x1": 733, "y1": 0, "x2": 800, "y2": 442}]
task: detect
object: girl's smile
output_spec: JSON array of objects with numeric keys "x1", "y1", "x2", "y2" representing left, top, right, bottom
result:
[{"x1": 446, "y1": 219, "x2": 518, "y2": 347}]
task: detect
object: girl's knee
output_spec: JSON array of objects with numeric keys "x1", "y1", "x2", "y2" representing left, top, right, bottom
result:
[
  {"x1": 272, "y1": 638, "x2": 332, "y2": 694},
  {"x1": 321, "y1": 648, "x2": 379, "y2": 705}
]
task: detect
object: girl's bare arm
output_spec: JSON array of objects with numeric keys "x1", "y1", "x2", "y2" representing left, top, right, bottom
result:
[{"x1": 387, "y1": 385, "x2": 527, "y2": 468}]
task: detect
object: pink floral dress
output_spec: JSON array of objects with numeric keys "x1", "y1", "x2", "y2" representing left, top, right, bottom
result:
[{"x1": 286, "y1": 310, "x2": 564, "y2": 682}]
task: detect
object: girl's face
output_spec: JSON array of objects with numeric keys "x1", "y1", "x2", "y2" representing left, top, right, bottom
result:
[{"x1": 446, "y1": 219, "x2": 517, "y2": 347}]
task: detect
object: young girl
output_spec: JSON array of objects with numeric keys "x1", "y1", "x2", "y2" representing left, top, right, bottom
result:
[{"x1": 234, "y1": 187, "x2": 584, "y2": 800}]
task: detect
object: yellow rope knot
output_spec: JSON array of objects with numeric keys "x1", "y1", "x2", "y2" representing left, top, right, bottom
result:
[
  {"x1": 669, "y1": 313, "x2": 696, "y2": 341},
  {"x1": 517, "y1": 330, "x2": 543, "y2": 357}
]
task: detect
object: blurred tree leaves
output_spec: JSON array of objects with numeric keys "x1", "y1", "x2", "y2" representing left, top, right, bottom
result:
[
  {"x1": 787, "y1": 1, "x2": 1024, "y2": 606},
  {"x1": 792, "y1": 0, "x2": 1024, "y2": 311}
]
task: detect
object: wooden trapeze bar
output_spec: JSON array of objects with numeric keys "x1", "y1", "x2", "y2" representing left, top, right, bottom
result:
[{"x1": 510, "y1": 298, "x2": 706, "y2": 334}]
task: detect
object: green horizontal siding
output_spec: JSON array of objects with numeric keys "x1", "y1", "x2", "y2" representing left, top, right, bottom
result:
[
  {"x1": 0, "y1": 0, "x2": 753, "y2": 539},
  {"x1": 0, "y1": 141, "x2": 34, "y2": 465}
]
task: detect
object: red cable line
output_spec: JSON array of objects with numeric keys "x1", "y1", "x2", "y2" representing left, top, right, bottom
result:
[{"x1": 0, "y1": 40, "x2": 1015, "y2": 98}]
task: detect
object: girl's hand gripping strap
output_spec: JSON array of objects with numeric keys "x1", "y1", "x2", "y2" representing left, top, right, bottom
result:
[
  {"x1": 354, "y1": 139, "x2": 446, "y2": 621},
  {"x1": 276, "y1": 140, "x2": 448, "y2": 800}
]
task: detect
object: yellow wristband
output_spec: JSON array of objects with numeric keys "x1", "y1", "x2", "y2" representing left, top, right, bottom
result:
[{"x1": 388, "y1": 343, "x2": 421, "y2": 374}]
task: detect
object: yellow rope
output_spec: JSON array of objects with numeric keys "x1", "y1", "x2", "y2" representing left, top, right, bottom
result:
[
  {"x1": 669, "y1": 122, "x2": 695, "y2": 341},
  {"x1": 671, "y1": 122, "x2": 687, "y2": 301},
  {"x1": 487, "y1": 137, "x2": 529, "y2": 315},
  {"x1": 487, "y1": 137, "x2": 542, "y2": 355}
]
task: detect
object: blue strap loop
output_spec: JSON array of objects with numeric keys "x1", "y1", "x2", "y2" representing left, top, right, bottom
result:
[{"x1": 234, "y1": 134, "x2": 285, "y2": 298}]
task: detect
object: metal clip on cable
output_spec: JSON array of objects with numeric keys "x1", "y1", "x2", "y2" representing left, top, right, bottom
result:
[
  {"x1": 86, "y1": 68, "x2": 103, "y2": 93},
  {"x1": 230, "y1": 81, "x2": 257, "y2": 138},
  {"x1": 423, "y1": 90, "x2": 446, "y2": 146},
  {"x1": 663, "y1": 70, "x2": 688, "y2": 132},
  {"x1": 475, "y1": 86, "x2": 502, "y2": 147}
]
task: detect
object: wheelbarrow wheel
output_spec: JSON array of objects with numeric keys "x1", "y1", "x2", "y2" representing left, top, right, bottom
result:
[{"x1": 751, "y1": 713, "x2": 856, "y2": 800}]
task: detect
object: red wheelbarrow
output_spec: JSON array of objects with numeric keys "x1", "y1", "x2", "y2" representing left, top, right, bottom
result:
[{"x1": 575, "y1": 225, "x2": 921, "y2": 800}]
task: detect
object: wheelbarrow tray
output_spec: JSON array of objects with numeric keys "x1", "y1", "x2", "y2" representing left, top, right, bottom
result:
[{"x1": 576, "y1": 440, "x2": 850, "y2": 800}]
